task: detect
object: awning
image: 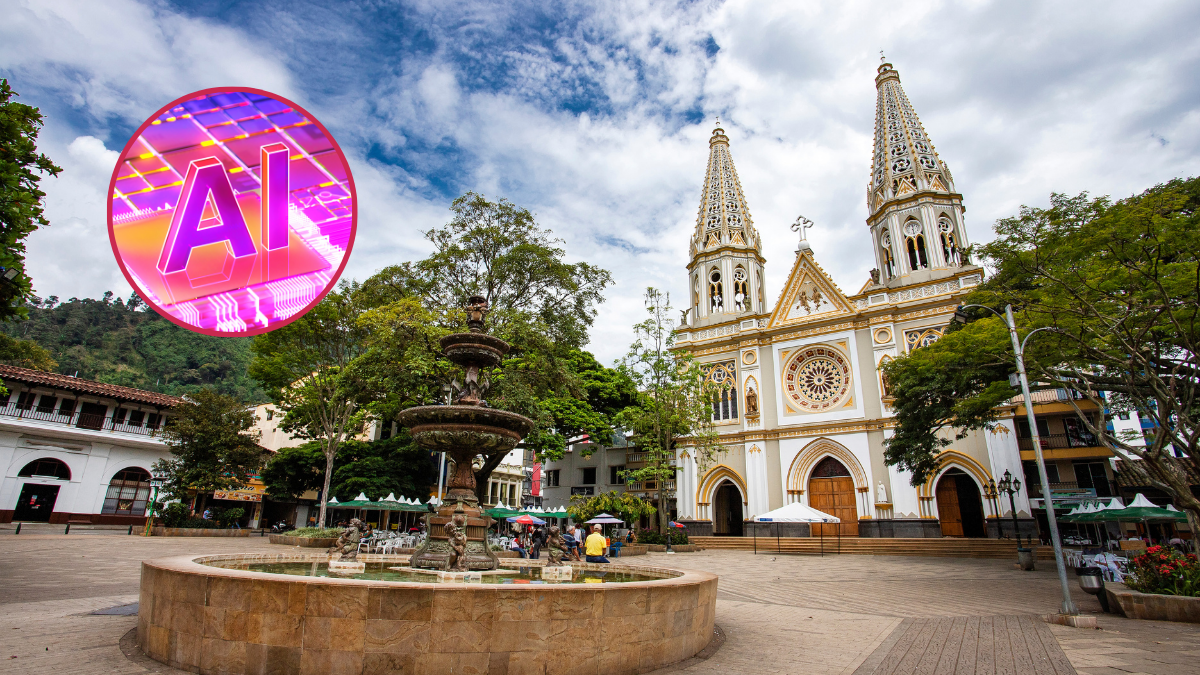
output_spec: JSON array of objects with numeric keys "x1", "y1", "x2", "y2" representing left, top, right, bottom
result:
[{"x1": 752, "y1": 502, "x2": 840, "y2": 523}]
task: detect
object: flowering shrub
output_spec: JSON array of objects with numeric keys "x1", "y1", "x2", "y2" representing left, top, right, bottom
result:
[{"x1": 1125, "y1": 545, "x2": 1200, "y2": 597}]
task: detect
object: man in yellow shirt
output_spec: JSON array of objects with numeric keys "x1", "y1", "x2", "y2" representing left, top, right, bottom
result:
[{"x1": 584, "y1": 525, "x2": 610, "y2": 563}]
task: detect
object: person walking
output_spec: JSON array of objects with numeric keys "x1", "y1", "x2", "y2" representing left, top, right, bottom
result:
[
  {"x1": 585, "y1": 525, "x2": 610, "y2": 563},
  {"x1": 530, "y1": 526, "x2": 546, "y2": 560}
]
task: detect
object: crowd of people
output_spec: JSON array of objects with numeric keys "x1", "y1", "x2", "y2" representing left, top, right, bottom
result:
[{"x1": 508, "y1": 523, "x2": 629, "y2": 563}]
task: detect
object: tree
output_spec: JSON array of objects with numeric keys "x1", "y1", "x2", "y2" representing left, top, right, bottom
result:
[
  {"x1": 358, "y1": 193, "x2": 614, "y2": 502},
  {"x1": 249, "y1": 283, "x2": 373, "y2": 527},
  {"x1": 152, "y1": 388, "x2": 265, "y2": 512},
  {"x1": 616, "y1": 289, "x2": 721, "y2": 533},
  {"x1": 0, "y1": 79, "x2": 61, "y2": 321},
  {"x1": 567, "y1": 490, "x2": 656, "y2": 526},
  {"x1": 261, "y1": 433, "x2": 439, "y2": 505},
  {"x1": 882, "y1": 178, "x2": 1200, "y2": 535}
]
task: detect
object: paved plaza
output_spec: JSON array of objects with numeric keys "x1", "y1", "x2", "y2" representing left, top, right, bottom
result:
[{"x1": 1, "y1": 530, "x2": 1198, "y2": 674}]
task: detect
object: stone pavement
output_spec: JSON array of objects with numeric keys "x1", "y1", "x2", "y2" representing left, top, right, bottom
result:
[{"x1": 1, "y1": 533, "x2": 1198, "y2": 674}]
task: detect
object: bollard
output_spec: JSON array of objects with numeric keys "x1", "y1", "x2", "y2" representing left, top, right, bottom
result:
[
  {"x1": 65, "y1": 523, "x2": 71, "y2": 534},
  {"x1": 14, "y1": 523, "x2": 20, "y2": 535},
  {"x1": 128, "y1": 525, "x2": 134, "y2": 535},
  {"x1": 260, "y1": 528, "x2": 265, "y2": 537}
]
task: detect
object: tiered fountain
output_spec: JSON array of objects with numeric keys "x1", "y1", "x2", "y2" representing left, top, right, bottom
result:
[
  {"x1": 397, "y1": 295, "x2": 534, "y2": 571},
  {"x1": 135, "y1": 296, "x2": 717, "y2": 675}
]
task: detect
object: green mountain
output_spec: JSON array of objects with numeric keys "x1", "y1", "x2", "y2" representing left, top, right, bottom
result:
[{"x1": 3, "y1": 292, "x2": 265, "y2": 402}]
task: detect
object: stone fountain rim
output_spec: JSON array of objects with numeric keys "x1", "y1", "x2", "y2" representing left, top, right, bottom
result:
[
  {"x1": 439, "y1": 332, "x2": 511, "y2": 352},
  {"x1": 148, "y1": 553, "x2": 714, "y2": 590},
  {"x1": 396, "y1": 404, "x2": 535, "y2": 431}
]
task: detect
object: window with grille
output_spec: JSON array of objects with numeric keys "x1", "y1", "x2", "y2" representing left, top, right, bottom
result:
[
  {"x1": 609, "y1": 465, "x2": 625, "y2": 485},
  {"x1": 102, "y1": 467, "x2": 152, "y2": 515},
  {"x1": 545, "y1": 470, "x2": 560, "y2": 487},
  {"x1": 581, "y1": 467, "x2": 596, "y2": 485}
]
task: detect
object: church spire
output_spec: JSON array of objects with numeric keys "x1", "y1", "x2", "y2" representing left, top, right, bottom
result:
[
  {"x1": 684, "y1": 123, "x2": 767, "y2": 327},
  {"x1": 866, "y1": 61, "x2": 971, "y2": 287},
  {"x1": 868, "y1": 61, "x2": 955, "y2": 217},
  {"x1": 691, "y1": 124, "x2": 761, "y2": 257}
]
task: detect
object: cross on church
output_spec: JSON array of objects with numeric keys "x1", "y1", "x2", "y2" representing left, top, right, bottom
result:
[{"x1": 791, "y1": 215, "x2": 814, "y2": 244}]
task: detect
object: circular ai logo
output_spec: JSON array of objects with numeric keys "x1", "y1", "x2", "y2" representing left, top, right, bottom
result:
[{"x1": 107, "y1": 88, "x2": 356, "y2": 335}]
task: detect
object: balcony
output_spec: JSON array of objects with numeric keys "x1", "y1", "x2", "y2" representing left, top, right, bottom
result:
[
  {"x1": 1018, "y1": 434, "x2": 1102, "y2": 451},
  {"x1": 0, "y1": 403, "x2": 163, "y2": 436}
]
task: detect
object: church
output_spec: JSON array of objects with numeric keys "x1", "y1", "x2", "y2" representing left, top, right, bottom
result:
[{"x1": 674, "y1": 61, "x2": 1030, "y2": 538}]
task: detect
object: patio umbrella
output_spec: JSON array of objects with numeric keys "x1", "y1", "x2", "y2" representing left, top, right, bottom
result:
[
  {"x1": 508, "y1": 514, "x2": 545, "y2": 525},
  {"x1": 585, "y1": 513, "x2": 624, "y2": 524}
]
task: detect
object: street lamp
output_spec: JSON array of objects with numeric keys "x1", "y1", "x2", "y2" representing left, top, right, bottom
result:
[
  {"x1": 953, "y1": 304, "x2": 1078, "y2": 615},
  {"x1": 996, "y1": 470, "x2": 1024, "y2": 547},
  {"x1": 145, "y1": 473, "x2": 166, "y2": 537}
]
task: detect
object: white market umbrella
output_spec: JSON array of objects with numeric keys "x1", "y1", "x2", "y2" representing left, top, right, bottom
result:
[{"x1": 752, "y1": 502, "x2": 840, "y2": 522}]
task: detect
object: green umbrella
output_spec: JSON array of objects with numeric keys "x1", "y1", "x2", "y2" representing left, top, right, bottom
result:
[{"x1": 1107, "y1": 493, "x2": 1187, "y2": 522}]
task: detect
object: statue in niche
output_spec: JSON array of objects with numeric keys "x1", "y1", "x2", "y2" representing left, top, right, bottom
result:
[
  {"x1": 877, "y1": 481, "x2": 888, "y2": 504},
  {"x1": 745, "y1": 387, "x2": 759, "y2": 417},
  {"x1": 328, "y1": 518, "x2": 368, "y2": 561}
]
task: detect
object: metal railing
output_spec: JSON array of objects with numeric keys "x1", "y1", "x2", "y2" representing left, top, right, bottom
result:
[
  {"x1": 1017, "y1": 433, "x2": 1101, "y2": 451},
  {"x1": 0, "y1": 403, "x2": 161, "y2": 436}
]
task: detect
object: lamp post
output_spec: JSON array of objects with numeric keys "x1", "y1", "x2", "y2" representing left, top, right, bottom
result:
[
  {"x1": 996, "y1": 470, "x2": 1024, "y2": 547},
  {"x1": 983, "y1": 478, "x2": 999, "y2": 536},
  {"x1": 144, "y1": 474, "x2": 166, "y2": 537},
  {"x1": 953, "y1": 304, "x2": 1077, "y2": 615}
]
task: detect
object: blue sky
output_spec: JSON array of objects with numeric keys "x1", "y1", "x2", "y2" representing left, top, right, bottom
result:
[{"x1": 4, "y1": 0, "x2": 1200, "y2": 364}]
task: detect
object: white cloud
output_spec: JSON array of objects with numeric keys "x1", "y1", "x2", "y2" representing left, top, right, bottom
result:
[{"x1": 6, "y1": 0, "x2": 1200, "y2": 369}]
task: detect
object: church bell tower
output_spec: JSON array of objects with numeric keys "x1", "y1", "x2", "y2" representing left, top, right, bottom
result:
[
  {"x1": 685, "y1": 124, "x2": 767, "y2": 328},
  {"x1": 867, "y1": 61, "x2": 974, "y2": 288}
]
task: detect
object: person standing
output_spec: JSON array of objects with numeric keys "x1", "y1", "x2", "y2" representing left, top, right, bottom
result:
[
  {"x1": 585, "y1": 525, "x2": 610, "y2": 563},
  {"x1": 531, "y1": 526, "x2": 546, "y2": 559},
  {"x1": 573, "y1": 524, "x2": 585, "y2": 557}
]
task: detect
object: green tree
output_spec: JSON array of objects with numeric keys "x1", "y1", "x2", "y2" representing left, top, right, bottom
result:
[
  {"x1": 0, "y1": 79, "x2": 61, "y2": 321},
  {"x1": 358, "y1": 193, "x2": 614, "y2": 501},
  {"x1": 250, "y1": 283, "x2": 373, "y2": 527},
  {"x1": 152, "y1": 388, "x2": 265, "y2": 512},
  {"x1": 882, "y1": 178, "x2": 1200, "y2": 534},
  {"x1": 616, "y1": 289, "x2": 721, "y2": 533},
  {"x1": 567, "y1": 490, "x2": 656, "y2": 525},
  {"x1": 261, "y1": 434, "x2": 439, "y2": 505}
]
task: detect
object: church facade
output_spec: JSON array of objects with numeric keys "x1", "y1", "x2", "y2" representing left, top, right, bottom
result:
[{"x1": 674, "y1": 62, "x2": 1030, "y2": 538}]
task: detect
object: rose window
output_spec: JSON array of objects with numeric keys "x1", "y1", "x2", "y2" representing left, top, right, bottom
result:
[{"x1": 783, "y1": 347, "x2": 852, "y2": 412}]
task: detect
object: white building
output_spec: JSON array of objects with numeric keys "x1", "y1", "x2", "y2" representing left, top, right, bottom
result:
[
  {"x1": 0, "y1": 365, "x2": 177, "y2": 525},
  {"x1": 674, "y1": 61, "x2": 1031, "y2": 539}
]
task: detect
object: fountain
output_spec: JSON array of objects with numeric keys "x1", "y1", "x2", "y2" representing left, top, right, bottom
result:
[
  {"x1": 135, "y1": 296, "x2": 717, "y2": 675},
  {"x1": 396, "y1": 295, "x2": 534, "y2": 572}
]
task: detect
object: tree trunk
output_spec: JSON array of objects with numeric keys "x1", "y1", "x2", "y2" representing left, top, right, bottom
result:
[{"x1": 318, "y1": 448, "x2": 335, "y2": 528}]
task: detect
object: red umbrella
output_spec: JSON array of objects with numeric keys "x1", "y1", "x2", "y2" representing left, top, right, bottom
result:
[{"x1": 510, "y1": 515, "x2": 540, "y2": 525}]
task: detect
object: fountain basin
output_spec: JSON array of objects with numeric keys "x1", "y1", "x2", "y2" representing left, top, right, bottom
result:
[
  {"x1": 137, "y1": 553, "x2": 717, "y2": 675},
  {"x1": 396, "y1": 405, "x2": 534, "y2": 453}
]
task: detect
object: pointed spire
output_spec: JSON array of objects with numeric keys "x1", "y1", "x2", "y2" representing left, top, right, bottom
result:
[
  {"x1": 868, "y1": 62, "x2": 956, "y2": 217},
  {"x1": 691, "y1": 122, "x2": 761, "y2": 256}
]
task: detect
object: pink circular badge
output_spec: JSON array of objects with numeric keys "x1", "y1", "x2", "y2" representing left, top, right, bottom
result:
[{"x1": 107, "y1": 87, "x2": 356, "y2": 336}]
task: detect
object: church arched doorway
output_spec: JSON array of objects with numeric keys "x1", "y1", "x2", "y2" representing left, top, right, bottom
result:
[
  {"x1": 936, "y1": 468, "x2": 986, "y2": 537},
  {"x1": 712, "y1": 481, "x2": 744, "y2": 536},
  {"x1": 808, "y1": 457, "x2": 858, "y2": 536}
]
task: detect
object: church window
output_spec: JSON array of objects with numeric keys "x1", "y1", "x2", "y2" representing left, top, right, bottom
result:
[
  {"x1": 701, "y1": 361, "x2": 738, "y2": 422},
  {"x1": 880, "y1": 231, "x2": 897, "y2": 279},
  {"x1": 732, "y1": 267, "x2": 749, "y2": 311},
  {"x1": 903, "y1": 219, "x2": 929, "y2": 270},
  {"x1": 709, "y1": 270, "x2": 723, "y2": 312},
  {"x1": 939, "y1": 216, "x2": 960, "y2": 266},
  {"x1": 781, "y1": 346, "x2": 853, "y2": 412}
]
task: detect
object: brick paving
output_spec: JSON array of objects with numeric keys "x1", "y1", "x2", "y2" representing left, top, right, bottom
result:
[{"x1": 0, "y1": 532, "x2": 1197, "y2": 674}]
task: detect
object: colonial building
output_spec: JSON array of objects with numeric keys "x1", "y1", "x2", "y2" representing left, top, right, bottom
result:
[
  {"x1": 0, "y1": 365, "x2": 177, "y2": 525},
  {"x1": 675, "y1": 61, "x2": 1030, "y2": 538}
]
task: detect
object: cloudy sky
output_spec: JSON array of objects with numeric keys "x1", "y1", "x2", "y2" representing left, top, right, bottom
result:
[{"x1": 3, "y1": 0, "x2": 1199, "y2": 363}]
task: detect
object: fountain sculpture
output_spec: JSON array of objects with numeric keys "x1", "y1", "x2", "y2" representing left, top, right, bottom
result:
[{"x1": 397, "y1": 295, "x2": 534, "y2": 571}]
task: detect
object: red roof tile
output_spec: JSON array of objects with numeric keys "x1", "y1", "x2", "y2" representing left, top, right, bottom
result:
[{"x1": 0, "y1": 364, "x2": 181, "y2": 407}]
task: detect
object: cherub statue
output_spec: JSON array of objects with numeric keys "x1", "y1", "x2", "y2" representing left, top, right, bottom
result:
[
  {"x1": 328, "y1": 518, "x2": 367, "y2": 561},
  {"x1": 545, "y1": 525, "x2": 573, "y2": 565},
  {"x1": 445, "y1": 520, "x2": 469, "y2": 571}
]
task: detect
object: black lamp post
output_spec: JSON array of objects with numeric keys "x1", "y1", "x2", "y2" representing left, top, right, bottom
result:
[
  {"x1": 145, "y1": 474, "x2": 166, "y2": 536},
  {"x1": 996, "y1": 469, "x2": 1023, "y2": 547}
]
